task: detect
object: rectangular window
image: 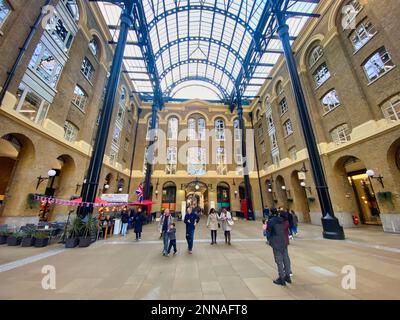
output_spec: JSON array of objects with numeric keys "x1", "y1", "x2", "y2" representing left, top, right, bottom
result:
[
  {"x1": 321, "y1": 90, "x2": 341, "y2": 114},
  {"x1": 331, "y1": 124, "x2": 351, "y2": 145},
  {"x1": 216, "y1": 147, "x2": 227, "y2": 175},
  {"x1": 269, "y1": 132, "x2": 278, "y2": 150},
  {"x1": 109, "y1": 146, "x2": 118, "y2": 165},
  {"x1": 289, "y1": 147, "x2": 297, "y2": 161},
  {"x1": 187, "y1": 147, "x2": 206, "y2": 176},
  {"x1": 15, "y1": 83, "x2": 49, "y2": 125},
  {"x1": 381, "y1": 94, "x2": 400, "y2": 121},
  {"x1": 363, "y1": 47, "x2": 395, "y2": 83},
  {"x1": 64, "y1": 121, "x2": 78, "y2": 142},
  {"x1": 112, "y1": 126, "x2": 121, "y2": 145},
  {"x1": 72, "y1": 85, "x2": 88, "y2": 111},
  {"x1": 272, "y1": 152, "x2": 280, "y2": 167},
  {"x1": 28, "y1": 42, "x2": 63, "y2": 88},
  {"x1": 166, "y1": 146, "x2": 177, "y2": 175},
  {"x1": 81, "y1": 57, "x2": 95, "y2": 82},
  {"x1": 279, "y1": 98, "x2": 288, "y2": 115},
  {"x1": 350, "y1": 19, "x2": 377, "y2": 52},
  {"x1": 313, "y1": 63, "x2": 331, "y2": 88},
  {"x1": 283, "y1": 120, "x2": 294, "y2": 137},
  {"x1": 48, "y1": 15, "x2": 74, "y2": 52},
  {"x1": 0, "y1": 0, "x2": 11, "y2": 27}
]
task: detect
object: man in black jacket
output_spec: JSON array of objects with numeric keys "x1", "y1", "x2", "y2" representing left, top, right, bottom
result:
[{"x1": 267, "y1": 209, "x2": 292, "y2": 286}]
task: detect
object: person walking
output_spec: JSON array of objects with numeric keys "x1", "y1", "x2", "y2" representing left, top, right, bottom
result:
[
  {"x1": 291, "y1": 210, "x2": 299, "y2": 236},
  {"x1": 263, "y1": 206, "x2": 270, "y2": 219},
  {"x1": 167, "y1": 223, "x2": 177, "y2": 256},
  {"x1": 267, "y1": 209, "x2": 293, "y2": 286},
  {"x1": 207, "y1": 208, "x2": 219, "y2": 245},
  {"x1": 120, "y1": 208, "x2": 129, "y2": 236},
  {"x1": 287, "y1": 208, "x2": 294, "y2": 240},
  {"x1": 278, "y1": 207, "x2": 290, "y2": 246},
  {"x1": 262, "y1": 218, "x2": 269, "y2": 243},
  {"x1": 220, "y1": 208, "x2": 233, "y2": 245},
  {"x1": 133, "y1": 208, "x2": 146, "y2": 241},
  {"x1": 159, "y1": 209, "x2": 173, "y2": 256},
  {"x1": 184, "y1": 207, "x2": 200, "y2": 254}
]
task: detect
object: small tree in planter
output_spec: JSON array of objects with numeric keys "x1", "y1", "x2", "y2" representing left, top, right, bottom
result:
[
  {"x1": 21, "y1": 226, "x2": 36, "y2": 247},
  {"x1": 79, "y1": 215, "x2": 97, "y2": 248},
  {"x1": 0, "y1": 230, "x2": 12, "y2": 245},
  {"x1": 65, "y1": 216, "x2": 83, "y2": 248},
  {"x1": 33, "y1": 231, "x2": 50, "y2": 247},
  {"x1": 7, "y1": 231, "x2": 24, "y2": 246}
]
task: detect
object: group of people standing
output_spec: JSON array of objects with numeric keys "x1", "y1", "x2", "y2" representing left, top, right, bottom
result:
[{"x1": 206, "y1": 208, "x2": 234, "y2": 245}]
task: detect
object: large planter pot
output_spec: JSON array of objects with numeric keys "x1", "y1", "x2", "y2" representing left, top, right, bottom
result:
[
  {"x1": 21, "y1": 237, "x2": 35, "y2": 247},
  {"x1": 0, "y1": 236, "x2": 8, "y2": 245},
  {"x1": 34, "y1": 237, "x2": 49, "y2": 248},
  {"x1": 7, "y1": 237, "x2": 22, "y2": 246},
  {"x1": 65, "y1": 237, "x2": 79, "y2": 248},
  {"x1": 78, "y1": 237, "x2": 91, "y2": 248}
]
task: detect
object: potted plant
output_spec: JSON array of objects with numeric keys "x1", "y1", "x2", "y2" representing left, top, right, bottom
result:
[
  {"x1": 7, "y1": 231, "x2": 24, "y2": 246},
  {"x1": 0, "y1": 230, "x2": 12, "y2": 245},
  {"x1": 33, "y1": 231, "x2": 50, "y2": 247},
  {"x1": 65, "y1": 216, "x2": 83, "y2": 248},
  {"x1": 21, "y1": 226, "x2": 36, "y2": 247},
  {"x1": 307, "y1": 196, "x2": 316, "y2": 203},
  {"x1": 79, "y1": 215, "x2": 96, "y2": 248}
]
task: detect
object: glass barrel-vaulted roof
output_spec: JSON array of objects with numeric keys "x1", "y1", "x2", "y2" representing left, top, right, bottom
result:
[{"x1": 97, "y1": 0, "x2": 319, "y2": 104}]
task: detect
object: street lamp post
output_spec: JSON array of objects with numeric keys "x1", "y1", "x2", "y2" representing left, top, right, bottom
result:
[
  {"x1": 275, "y1": 10, "x2": 344, "y2": 240},
  {"x1": 38, "y1": 169, "x2": 57, "y2": 222}
]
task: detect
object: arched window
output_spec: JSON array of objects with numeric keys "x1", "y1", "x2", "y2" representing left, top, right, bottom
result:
[
  {"x1": 308, "y1": 46, "x2": 323, "y2": 68},
  {"x1": 233, "y1": 118, "x2": 241, "y2": 141},
  {"x1": 265, "y1": 96, "x2": 272, "y2": 110},
  {"x1": 167, "y1": 117, "x2": 179, "y2": 140},
  {"x1": 146, "y1": 117, "x2": 159, "y2": 140},
  {"x1": 188, "y1": 116, "x2": 206, "y2": 140},
  {"x1": 198, "y1": 118, "x2": 206, "y2": 140},
  {"x1": 215, "y1": 119, "x2": 225, "y2": 141},
  {"x1": 63, "y1": 0, "x2": 80, "y2": 21},
  {"x1": 89, "y1": 38, "x2": 99, "y2": 57},
  {"x1": 166, "y1": 146, "x2": 177, "y2": 175},
  {"x1": 187, "y1": 147, "x2": 206, "y2": 176},
  {"x1": 188, "y1": 118, "x2": 196, "y2": 140},
  {"x1": 276, "y1": 81, "x2": 284, "y2": 96}
]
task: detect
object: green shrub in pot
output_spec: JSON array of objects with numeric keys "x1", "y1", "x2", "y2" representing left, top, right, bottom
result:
[
  {"x1": 7, "y1": 231, "x2": 24, "y2": 246},
  {"x1": 0, "y1": 230, "x2": 12, "y2": 245},
  {"x1": 33, "y1": 231, "x2": 49, "y2": 247}
]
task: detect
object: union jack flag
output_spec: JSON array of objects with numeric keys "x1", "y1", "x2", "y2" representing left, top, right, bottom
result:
[{"x1": 136, "y1": 183, "x2": 143, "y2": 203}]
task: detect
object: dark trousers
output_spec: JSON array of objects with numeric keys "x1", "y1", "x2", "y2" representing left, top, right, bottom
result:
[
  {"x1": 135, "y1": 232, "x2": 141, "y2": 240},
  {"x1": 186, "y1": 229, "x2": 195, "y2": 251},
  {"x1": 224, "y1": 231, "x2": 231, "y2": 243},
  {"x1": 273, "y1": 247, "x2": 292, "y2": 279},
  {"x1": 211, "y1": 230, "x2": 217, "y2": 243},
  {"x1": 167, "y1": 239, "x2": 177, "y2": 254}
]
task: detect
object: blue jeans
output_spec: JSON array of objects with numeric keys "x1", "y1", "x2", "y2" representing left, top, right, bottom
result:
[
  {"x1": 291, "y1": 226, "x2": 298, "y2": 234},
  {"x1": 162, "y1": 231, "x2": 169, "y2": 254},
  {"x1": 121, "y1": 223, "x2": 128, "y2": 236},
  {"x1": 167, "y1": 239, "x2": 177, "y2": 254},
  {"x1": 186, "y1": 229, "x2": 195, "y2": 251}
]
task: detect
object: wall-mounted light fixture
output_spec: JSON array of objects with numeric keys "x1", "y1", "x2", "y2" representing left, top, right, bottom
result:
[
  {"x1": 300, "y1": 181, "x2": 312, "y2": 194},
  {"x1": 366, "y1": 169, "x2": 384, "y2": 188},
  {"x1": 36, "y1": 170, "x2": 57, "y2": 190}
]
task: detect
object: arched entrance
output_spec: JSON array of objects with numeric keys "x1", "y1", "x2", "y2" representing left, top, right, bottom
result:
[
  {"x1": 54, "y1": 155, "x2": 76, "y2": 198},
  {"x1": 275, "y1": 175, "x2": 288, "y2": 208},
  {"x1": 291, "y1": 170, "x2": 310, "y2": 222},
  {"x1": 336, "y1": 156, "x2": 381, "y2": 225},
  {"x1": 162, "y1": 181, "x2": 177, "y2": 212},
  {"x1": 185, "y1": 180, "x2": 208, "y2": 214},
  {"x1": 239, "y1": 182, "x2": 253, "y2": 214},
  {"x1": 265, "y1": 178, "x2": 275, "y2": 208},
  {"x1": 217, "y1": 182, "x2": 230, "y2": 210}
]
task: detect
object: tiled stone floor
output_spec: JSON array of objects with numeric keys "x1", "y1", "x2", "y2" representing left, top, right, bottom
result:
[{"x1": 0, "y1": 219, "x2": 399, "y2": 300}]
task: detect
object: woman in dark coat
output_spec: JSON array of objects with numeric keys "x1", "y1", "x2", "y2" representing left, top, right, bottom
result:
[{"x1": 133, "y1": 208, "x2": 145, "y2": 241}]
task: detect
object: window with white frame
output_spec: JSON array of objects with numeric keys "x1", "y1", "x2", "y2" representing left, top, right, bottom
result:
[
  {"x1": 308, "y1": 46, "x2": 323, "y2": 68},
  {"x1": 265, "y1": 96, "x2": 272, "y2": 110},
  {"x1": 235, "y1": 144, "x2": 243, "y2": 166},
  {"x1": 0, "y1": 0, "x2": 11, "y2": 28},
  {"x1": 167, "y1": 117, "x2": 178, "y2": 140},
  {"x1": 266, "y1": 113, "x2": 275, "y2": 131},
  {"x1": 188, "y1": 117, "x2": 206, "y2": 140},
  {"x1": 362, "y1": 47, "x2": 395, "y2": 83},
  {"x1": 216, "y1": 147, "x2": 227, "y2": 175},
  {"x1": 89, "y1": 38, "x2": 99, "y2": 57},
  {"x1": 112, "y1": 126, "x2": 121, "y2": 145},
  {"x1": 276, "y1": 81, "x2": 284, "y2": 95},
  {"x1": 188, "y1": 118, "x2": 196, "y2": 140},
  {"x1": 350, "y1": 18, "x2": 377, "y2": 52},
  {"x1": 28, "y1": 42, "x2": 63, "y2": 88},
  {"x1": 272, "y1": 151, "x2": 280, "y2": 167},
  {"x1": 313, "y1": 63, "x2": 331, "y2": 88},
  {"x1": 269, "y1": 132, "x2": 278, "y2": 150},
  {"x1": 116, "y1": 105, "x2": 125, "y2": 124},
  {"x1": 71, "y1": 85, "x2": 88, "y2": 111},
  {"x1": 215, "y1": 119, "x2": 225, "y2": 141},
  {"x1": 15, "y1": 83, "x2": 49, "y2": 125},
  {"x1": 381, "y1": 94, "x2": 400, "y2": 121},
  {"x1": 321, "y1": 89, "x2": 341, "y2": 113},
  {"x1": 283, "y1": 119, "x2": 294, "y2": 137},
  {"x1": 166, "y1": 146, "x2": 177, "y2": 175},
  {"x1": 47, "y1": 13, "x2": 74, "y2": 53},
  {"x1": 187, "y1": 147, "x2": 206, "y2": 176},
  {"x1": 63, "y1": 0, "x2": 80, "y2": 21},
  {"x1": 198, "y1": 118, "x2": 206, "y2": 140},
  {"x1": 289, "y1": 146, "x2": 297, "y2": 161},
  {"x1": 81, "y1": 57, "x2": 95, "y2": 82},
  {"x1": 330, "y1": 124, "x2": 351, "y2": 145},
  {"x1": 146, "y1": 117, "x2": 159, "y2": 140},
  {"x1": 233, "y1": 118, "x2": 241, "y2": 141},
  {"x1": 64, "y1": 121, "x2": 78, "y2": 142},
  {"x1": 279, "y1": 98, "x2": 288, "y2": 115}
]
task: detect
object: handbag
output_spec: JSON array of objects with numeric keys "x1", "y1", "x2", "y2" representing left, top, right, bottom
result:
[{"x1": 227, "y1": 219, "x2": 234, "y2": 226}]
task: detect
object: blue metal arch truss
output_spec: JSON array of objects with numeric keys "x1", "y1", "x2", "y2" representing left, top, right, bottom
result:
[
  {"x1": 154, "y1": 36, "x2": 245, "y2": 65},
  {"x1": 164, "y1": 76, "x2": 230, "y2": 101},
  {"x1": 159, "y1": 59, "x2": 236, "y2": 89}
]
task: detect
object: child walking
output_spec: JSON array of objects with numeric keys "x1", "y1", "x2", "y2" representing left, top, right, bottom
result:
[
  {"x1": 262, "y1": 218, "x2": 269, "y2": 244},
  {"x1": 167, "y1": 223, "x2": 177, "y2": 255}
]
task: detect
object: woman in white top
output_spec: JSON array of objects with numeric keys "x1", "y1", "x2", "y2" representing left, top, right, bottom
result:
[
  {"x1": 207, "y1": 208, "x2": 219, "y2": 245},
  {"x1": 219, "y1": 208, "x2": 233, "y2": 245}
]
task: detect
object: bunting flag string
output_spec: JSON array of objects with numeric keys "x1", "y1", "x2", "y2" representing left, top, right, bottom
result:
[{"x1": 33, "y1": 195, "x2": 131, "y2": 208}]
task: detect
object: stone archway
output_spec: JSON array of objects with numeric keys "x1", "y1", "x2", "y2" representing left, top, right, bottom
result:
[
  {"x1": 290, "y1": 170, "x2": 310, "y2": 223},
  {"x1": 53, "y1": 155, "x2": 76, "y2": 198},
  {"x1": 162, "y1": 181, "x2": 177, "y2": 212},
  {"x1": 275, "y1": 175, "x2": 288, "y2": 208},
  {"x1": 217, "y1": 182, "x2": 230, "y2": 210}
]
